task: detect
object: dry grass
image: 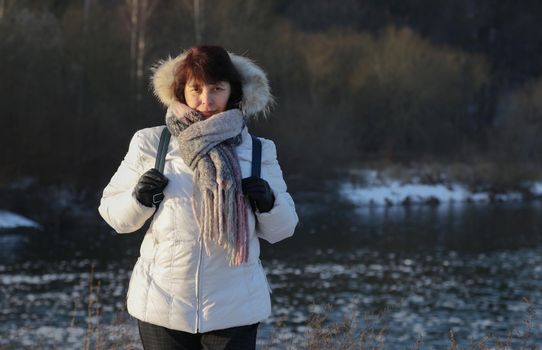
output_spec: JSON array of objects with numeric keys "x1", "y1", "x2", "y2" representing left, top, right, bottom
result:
[
  {"x1": 79, "y1": 268, "x2": 540, "y2": 350},
  {"x1": 81, "y1": 265, "x2": 140, "y2": 350},
  {"x1": 262, "y1": 300, "x2": 540, "y2": 350}
]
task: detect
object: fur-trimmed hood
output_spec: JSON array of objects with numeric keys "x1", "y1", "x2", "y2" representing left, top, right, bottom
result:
[{"x1": 151, "y1": 50, "x2": 273, "y2": 117}]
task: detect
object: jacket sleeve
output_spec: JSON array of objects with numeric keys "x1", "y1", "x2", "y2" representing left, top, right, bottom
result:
[
  {"x1": 255, "y1": 139, "x2": 299, "y2": 243},
  {"x1": 98, "y1": 130, "x2": 155, "y2": 233}
]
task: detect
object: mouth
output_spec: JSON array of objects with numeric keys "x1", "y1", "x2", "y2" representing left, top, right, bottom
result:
[{"x1": 200, "y1": 111, "x2": 215, "y2": 117}]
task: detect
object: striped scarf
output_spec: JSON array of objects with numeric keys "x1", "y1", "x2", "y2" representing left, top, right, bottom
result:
[{"x1": 165, "y1": 102, "x2": 249, "y2": 266}]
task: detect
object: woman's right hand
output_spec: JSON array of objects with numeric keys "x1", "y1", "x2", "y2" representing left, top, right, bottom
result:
[{"x1": 134, "y1": 168, "x2": 169, "y2": 207}]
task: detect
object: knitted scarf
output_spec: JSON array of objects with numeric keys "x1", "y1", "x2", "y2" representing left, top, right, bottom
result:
[{"x1": 165, "y1": 102, "x2": 249, "y2": 266}]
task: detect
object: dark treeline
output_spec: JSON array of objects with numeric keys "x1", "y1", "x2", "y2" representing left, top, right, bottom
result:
[{"x1": 2, "y1": 0, "x2": 542, "y2": 193}]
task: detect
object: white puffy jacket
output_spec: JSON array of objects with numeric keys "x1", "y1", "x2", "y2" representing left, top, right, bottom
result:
[{"x1": 98, "y1": 50, "x2": 298, "y2": 333}]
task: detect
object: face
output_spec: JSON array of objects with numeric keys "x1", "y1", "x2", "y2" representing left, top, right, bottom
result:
[{"x1": 184, "y1": 79, "x2": 231, "y2": 118}]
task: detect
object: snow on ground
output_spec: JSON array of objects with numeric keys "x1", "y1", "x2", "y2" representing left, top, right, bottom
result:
[
  {"x1": 341, "y1": 181, "x2": 476, "y2": 206},
  {"x1": 340, "y1": 170, "x2": 536, "y2": 207},
  {"x1": 0, "y1": 210, "x2": 41, "y2": 229},
  {"x1": 530, "y1": 182, "x2": 542, "y2": 196}
]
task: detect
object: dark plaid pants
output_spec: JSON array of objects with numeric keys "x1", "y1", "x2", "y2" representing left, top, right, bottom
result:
[{"x1": 137, "y1": 320, "x2": 258, "y2": 350}]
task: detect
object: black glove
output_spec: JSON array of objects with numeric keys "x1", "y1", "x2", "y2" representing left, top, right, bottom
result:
[
  {"x1": 134, "y1": 168, "x2": 169, "y2": 207},
  {"x1": 242, "y1": 176, "x2": 275, "y2": 213}
]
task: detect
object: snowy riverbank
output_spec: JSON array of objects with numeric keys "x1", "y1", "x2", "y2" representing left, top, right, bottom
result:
[
  {"x1": 3, "y1": 167, "x2": 542, "y2": 230},
  {"x1": 0, "y1": 211, "x2": 41, "y2": 230},
  {"x1": 340, "y1": 170, "x2": 542, "y2": 207}
]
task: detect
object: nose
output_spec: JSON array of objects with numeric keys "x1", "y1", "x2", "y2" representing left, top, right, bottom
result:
[{"x1": 200, "y1": 90, "x2": 213, "y2": 108}]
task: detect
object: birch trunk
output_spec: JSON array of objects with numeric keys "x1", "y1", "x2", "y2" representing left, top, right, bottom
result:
[
  {"x1": 124, "y1": 0, "x2": 157, "y2": 113},
  {"x1": 83, "y1": 0, "x2": 91, "y2": 35},
  {"x1": 135, "y1": 0, "x2": 146, "y2": 104},
  {"x1": 0, "y1": 0, "x2": 5, "y2": 21},
  {"x1": 194, "y1": 0, "x2": 204, "y2": 43},
  {"x1": 128, "y1": 0, "x2": 139, "y2": 113},
  {"x1": 78, "y1": 0, "x2": 92, "y2": 118}
]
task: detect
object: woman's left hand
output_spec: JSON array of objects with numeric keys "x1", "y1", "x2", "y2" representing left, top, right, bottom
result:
[{"x1": 242, "y1": 177, "x2": 275, "y2": 213}]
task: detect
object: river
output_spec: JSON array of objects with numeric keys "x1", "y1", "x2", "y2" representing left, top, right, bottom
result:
[{"x1": 1, "y1": 196, "x2": 542, "y2": 349}]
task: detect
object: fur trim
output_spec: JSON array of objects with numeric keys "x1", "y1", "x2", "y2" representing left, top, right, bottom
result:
[{"x1": 151, "y1": 50, "x2": 273, "y2": 118}]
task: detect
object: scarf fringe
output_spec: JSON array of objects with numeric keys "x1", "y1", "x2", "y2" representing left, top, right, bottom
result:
[{"x1": 196, "y1": 180, "x2": 249, "y2": 266}]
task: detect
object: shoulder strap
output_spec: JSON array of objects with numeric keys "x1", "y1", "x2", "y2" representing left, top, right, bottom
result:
[
  {"x1": 150, "y1": 127, "x2": 170, "y2": 208},
  {"x1": 155, "y1": 127, "x2": 171, "y2": 173},
  {"x1": 251, "y1": 135, "x2": 262, "y2": 178},
  {"x1": 131, "y1": 127, "x2": 170, "y2": 234}
]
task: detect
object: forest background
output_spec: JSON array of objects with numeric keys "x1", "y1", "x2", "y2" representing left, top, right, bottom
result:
[{"x1": 2, "y1": 0, "x2": 542, "y2": 223}]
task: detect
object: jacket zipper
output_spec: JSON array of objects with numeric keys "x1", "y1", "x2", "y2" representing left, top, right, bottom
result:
[{"x1": 195, "y1": 237, "x2": 204, "y2": 332}]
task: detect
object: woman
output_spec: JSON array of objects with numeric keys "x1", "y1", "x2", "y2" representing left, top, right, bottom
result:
[{"x1": 98, "y1": 45, "x2": 298, "y2": 349}]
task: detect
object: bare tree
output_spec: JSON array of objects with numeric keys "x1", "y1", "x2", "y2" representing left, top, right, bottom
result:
[
  {"x1": 128, "y1": 0, "x2": 137, "y2": 107},
  {"x1": 178, "y1": 0, "x2": 204, "y2": 43},
  {"x1": 83, "y1": 0, "x2": 91, "y2": 34},
  {"x1": 77, "y1": 0, "x2": 92, "y2": 119},
  {"x1": 0, "y1": 0, "x2": 15, "y2": 21},
  {"x1": 122, "y1": 0, "x2": 158, "y2": 114},
  {"x1": 194, "y1": 0, "x2": 204, "y2": 43}
]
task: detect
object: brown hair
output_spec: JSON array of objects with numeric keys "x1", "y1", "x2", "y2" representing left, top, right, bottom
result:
[{"x1": 173, "y1": 45, "x2": 243, "y2": 110}]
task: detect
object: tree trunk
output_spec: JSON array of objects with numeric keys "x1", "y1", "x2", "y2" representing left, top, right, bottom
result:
[
  {"x1": 83, "y1": 0, "x2": 91, "y2": 35},
  {"x1": 78, "y1": 0, "x2": 91, "y2": 119},
  {"x1": 0, "y1": 0, "x2": 5, "y2": 21},
  {"x1": 124, "y1": 0, "x2": 157, "y2": 115},
  {"x1": 194, "y1": 0, "x2": 204, "y2": 43},
  {"x1": 127, "y1": 0, "x2": 139, "y2": 114},
  {"x1": 135, "y1": 0, "x2": 146, "y2": 105}
]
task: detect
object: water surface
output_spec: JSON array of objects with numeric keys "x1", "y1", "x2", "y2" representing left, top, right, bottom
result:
[{"x1": 1, "y1": 199, "x2": 542, "y2": 349}]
